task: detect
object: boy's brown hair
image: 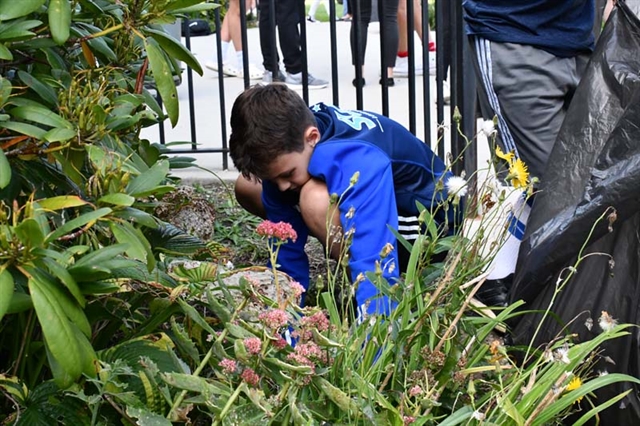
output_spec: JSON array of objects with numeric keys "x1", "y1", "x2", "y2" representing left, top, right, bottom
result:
[{"x1": 229, "y1": 84, "x2": 317, "y2": 180}]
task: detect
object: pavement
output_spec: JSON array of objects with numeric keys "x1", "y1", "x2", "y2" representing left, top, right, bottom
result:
[{"x1": 138, "y1": 20, "x2": 491, "y2": 184}]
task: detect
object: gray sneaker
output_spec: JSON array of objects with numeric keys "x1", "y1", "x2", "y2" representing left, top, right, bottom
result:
[
  {"x1": 285, "y1": 72, "x2": 328, "y2": 90},
  {"x1": 262, "y1": 69, "x2": 285, "y2": 83}
]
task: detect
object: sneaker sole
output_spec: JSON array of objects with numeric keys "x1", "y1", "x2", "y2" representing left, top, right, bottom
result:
[{"x1": 285, "y1": 82, "x2": 328, "y2": 90}]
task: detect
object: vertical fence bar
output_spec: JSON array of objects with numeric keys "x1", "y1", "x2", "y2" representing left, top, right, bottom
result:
[
  {"x1": 182, "y1": 19, "x2": 198, "y2": 150},
  {"x1": 352, "y1": 0, "x2": 364, "y2": 110},
  {"x1": 329, "y1": 0, "x2": 340, "y2": 105},
  {"x1": 299, "y1": 0, "x2": 310, "y2": 103},
  {"x1": 269, "y1": 0, "x2": 279, "y2": 78},
  {"x1": 239, "y1": 0, "x2": 250, "y2": 88},
  {"x1": 379, "y1": 0, "x2": 390, "y2": 116},
  {"x1": 406, "y1": 0, "x2": 416, "y2": 134},
  {"x1": 214, "y1": 6, "x2": 229, "y2": 169},
  {"x1": 435, "y1": 0, "x2": 445, "y2": 158},
  {"x1": 421, "y1": 0, "x2": 430, "y2": 144}
]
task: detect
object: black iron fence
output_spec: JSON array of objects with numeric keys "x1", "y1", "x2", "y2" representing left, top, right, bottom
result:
[{"x1": 156, "y1": 0, "x2": 477, "y2": 177}]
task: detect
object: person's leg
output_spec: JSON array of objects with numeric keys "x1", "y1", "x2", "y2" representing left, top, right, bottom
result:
[
  {"x1": 380, "y1": 0, "x2": 399, "y2": 78},
  {"x1": 299, "y1": 179, "x2": 343, "y2": 261},
  {"x1": 308, "y1": 0, "x2": 321, "y2": 20},
  {"x1": 259, "y1": 0, "x2": 280, "y2": 73},
  {"x1": 395, "y1": 0, "x2": 423, "y2": 77},
  {"x1": 342, "y1": 0, "x2": 350, "y2": 18},
  {"x1": 205, "y1": 14, "x2": 232, "y2": 71},
  {"x1": 235, "y1": 175, "x2": 266, "y2": 219},
  {"x1": 350, "y1": 0, "x2": 372, "y2": 80},
  {"x1": 276, "y1": 0, "x2": 303, "y2": 74},
  {"x1": 471, "y1": 38, "x2": 578, "y2": 182}
]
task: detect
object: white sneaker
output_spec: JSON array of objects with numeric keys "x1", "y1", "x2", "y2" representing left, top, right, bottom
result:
[
  {"x1": 205, "y1": 61, "x2": 220, "y2": 72},
  {"x1": 393, "y1": 56, "x2": 423, "y2": 78},
  {"x1": 285, "y1": 72, "x2": 328, "y2": 90}
]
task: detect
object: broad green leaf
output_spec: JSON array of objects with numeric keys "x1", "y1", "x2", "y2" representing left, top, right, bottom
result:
[
  {"x1": 126, "y1": 159, "x2": 170, "y2": 196},
  {"x1": 70, "y1": 243, "x2": 129, "y2": 271},
  {"x1": 171, "y1": 4, "x2": 219, "y2": 14},
  {"x1": 112, "y1": 207, "x2": 158, "y2": 228},
  {"x1": 45, "y1": 207, "x2": 112, "y2": 243},
  {"x1": 99, "y1": 193, "x2": 135, "y2": 207},
  {"x1": 37, "y1": 195, "x2": 88, "y2": 210},
  {"x1": 10, "y1": 105, "x2": 73, "y2": 129},
  {"x1": 14, "y1": 217, "x2": 45, "y2": 247},
  {"x1": 146, "y1": 28, "x2": 203, "y2": 76},
  {"x1": 30, "y1": 268, "x2": 90, "y2": 336},
  {"x1": 86, "y1": 145, "x2": 141, "y2": 174},
  {"x1": 48, "y1": 0, "x2": 71, "y2": 45},
  {"x1": 0, "y1": 120, "x2": 47, "y2": 139},
  {"x1": 17, "y1": 70, "x2": 58, "y2": 107},
  {"x1": 177, "y1": 299, "x2": 215, "y2": 334},
  {"x1": 77, "y1": 0, "x2": 103, "y2": 14},
  {"x1": 127, "y1": 405, "x2": 173, "y2": 426},
  {"x1": 0, "y1": 19, "x2": 41, "y2": 41},
  {"x1": 109, "y1": 221, "x2": 156, "y2": 271},
  {"x1": 0, "y1": 269, "x2": 14, "y2": 323},
  {"x1": 7, "y1": 292, "x2": 32, "y2": 314},
  {"x1": 43, "y1": 127, "x2": 76, "y2": 142},
  {"x1": 0, "y1": 0, "x2": 46, "y2": 20},
  {"x1": 165, "y1": 0, "x2": 208, "y2": 11},
  {"x1": 42, "y1": 258, "x2": 85, "y2": 307},
  {"x1": 0, "y1": 148, "x2": 10, "y2": 189},
  {"x1": 0, "y1": 44, "x2": 12, "y2": 61},
  {"x1": 0, "y1": 77, "x2": 11, "y2": 108},
  {"x1": 28, "y1": 272, "x2": 84, "y2": 384},
  {"x1": 144, "y1": 38, "x2": 179, "y2": 126}
]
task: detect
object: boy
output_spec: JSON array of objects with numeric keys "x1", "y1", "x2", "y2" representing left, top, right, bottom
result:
[{"x1": 229, "y1": 84, "x2": 457, "y2": 317}]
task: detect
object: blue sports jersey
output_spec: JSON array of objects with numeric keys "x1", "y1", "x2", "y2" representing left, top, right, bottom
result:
[
  {"x1": 262, "y1": 103, "x2": 454, "y2": 316},
  {"x1": 463, "y1": 0, "x2": 595, "y2": 58}
]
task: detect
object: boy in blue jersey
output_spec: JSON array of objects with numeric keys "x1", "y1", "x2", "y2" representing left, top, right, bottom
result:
[{"x1": 229, "y1": 83, "x2": 458, "y2": 317}]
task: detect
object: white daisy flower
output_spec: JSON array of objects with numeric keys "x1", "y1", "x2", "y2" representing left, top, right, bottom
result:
[{"x1": 446, "y1": 175, "x2": 468, "y2": 197}]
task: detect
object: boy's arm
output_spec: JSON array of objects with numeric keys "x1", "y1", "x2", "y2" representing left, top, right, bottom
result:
[
  {"x1": 310, "y1": 142, "x2": 400, "y2": 316},
  {"x1": 261, "y1": 181, "x2": 310, "y2": 302}
]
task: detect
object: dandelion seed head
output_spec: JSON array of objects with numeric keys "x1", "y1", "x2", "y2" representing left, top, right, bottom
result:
[
  {"x1": 584, "y1": 317, "x2": 593, "y2": 331},
  {"x1": 445, "y1": 175, "x2": 468, "y2": 197},
  {"x1": 472, "y1": 410, "x2": 485, "y2": 421},
  {"x1": 599, "y1": 311, "x2": 618, "y2": 332}
]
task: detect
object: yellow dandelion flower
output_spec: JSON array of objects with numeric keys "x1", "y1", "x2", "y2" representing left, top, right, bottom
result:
[
  {"x1": 565, "y1": 376, "x2": 584, "y2": 403},
  {"x1": 495, "y1": 146, "x2": 515, "y2": 162},
  {"x1": 508, "y1": 158, "x2": 529, "y2": 188}
]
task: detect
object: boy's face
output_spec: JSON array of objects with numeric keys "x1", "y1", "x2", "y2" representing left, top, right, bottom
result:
[{"x1": 263, "y1": 127, "x2": 318, "y2": 192}]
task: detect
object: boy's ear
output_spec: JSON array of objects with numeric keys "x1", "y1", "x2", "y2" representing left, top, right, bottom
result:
[{"x1": 304, "y1": 126, "x2": 320, "y2": 147}]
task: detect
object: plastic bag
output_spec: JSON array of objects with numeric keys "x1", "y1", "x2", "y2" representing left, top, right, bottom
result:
[{"x1": 510, "y1": 1, "x2": 640, "y2": 423}]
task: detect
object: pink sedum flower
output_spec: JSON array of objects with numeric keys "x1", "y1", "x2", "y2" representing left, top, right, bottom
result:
[
  {"x1": 219, "y1": 358, "x2": 237, "y2": 374},
  {"x1": 256, "y1": 220, "x2": 298, "y2": 242},
  {"x1": 241, "y1": 367, "x2": 260, "y2": 387},
  {"x1": 272, "y1": 336, "x2": 288, "y2": 350},
  {"x1": 300, "y1": 311, "x2": 330, "y2": 332},
  {"x1": 243, "y1": 337, "x2": 262, "y2": 355},
  {"x1": 258, "y1": 309, "x2": 289, "y2": 330},
  {"x1": 290, "y1": 281, "x2": 306, "y2": 298},
  {"x1": 409, "y1": 385, "x2": 423, "y2": 397},
  {"x1": 403, "y1": 416, "x2": 416, "y2": 425}
]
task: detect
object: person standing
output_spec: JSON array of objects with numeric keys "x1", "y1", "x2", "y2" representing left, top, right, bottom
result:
[
  {"x1": 463, "y1": 0, "x2": 616, "y2": 305},
  {"x1": 259, "y1": 0, "x2": 328, "y2": 89}
]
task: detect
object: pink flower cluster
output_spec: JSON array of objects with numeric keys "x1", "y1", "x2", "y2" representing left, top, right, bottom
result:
[
  {"x1": 219, "y1": 358, "x2": 237, "y2": 374},
  {"x1": 403, "y1": 416, "x2": 416, "y2": 425},
  {"x1": 241, "y1": 367, "x2": 260, "y2": 387},
  {"x1": 272, "y1": 336, "x2": 288, "y2": 350},
  {"x1": 408, "y1": 385, "x2": 423, "y2": 397},
  {"x1": 243, "y1": 337, "x2": 262, "y2": 355},
  {"x1": 295, "y1": 311, "x2": 331, "y2": 341},
  {"x1": 258, "y1": 309, "x2": 289, "y2": 330},
  {"x1": 290, "y1": 281, "x2": 306, "y2": 298},
  {"x1": 256, "y1": 220, "x2": 298, "y2": 242},
  {"x1": 286, "y1": 341, "x2": 330, "y2": 369}
]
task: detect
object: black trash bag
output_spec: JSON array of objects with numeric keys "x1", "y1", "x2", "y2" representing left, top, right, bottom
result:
[{"x1": 510, "y1": 1, "x2": 640, "y2": 424}]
